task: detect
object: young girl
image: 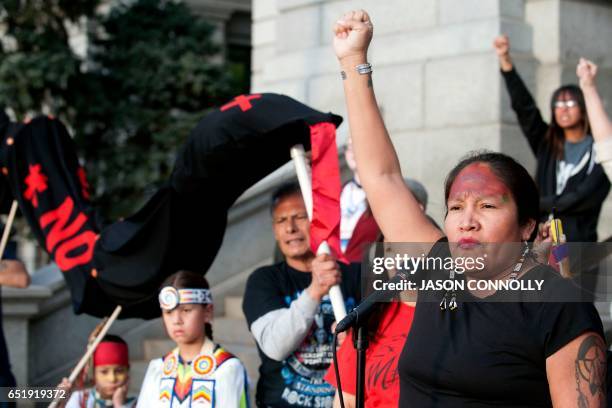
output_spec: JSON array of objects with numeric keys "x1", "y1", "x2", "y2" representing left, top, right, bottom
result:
[
  {"x1": 59, "y1": 334, "x2": 136, "y2": 408},
  {"x1": 137, "y1": 270, "x2": 249, "y2": 407}
]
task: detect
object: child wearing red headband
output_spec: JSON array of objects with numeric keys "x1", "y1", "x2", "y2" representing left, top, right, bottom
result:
[
  {"x1": 58, "y1": 334, "x2": 136, "y2": 408},
  {"x1": 136, "y1": 270, "x2": 249, "y2": 407}
]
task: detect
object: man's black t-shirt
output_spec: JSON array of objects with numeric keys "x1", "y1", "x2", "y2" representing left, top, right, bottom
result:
[
  {"x1": 243, "y1": 261, "x2": 360, "y2": 408},
  {"x1": 398, "y1": 239, "x2": 604, "y2": 407}
]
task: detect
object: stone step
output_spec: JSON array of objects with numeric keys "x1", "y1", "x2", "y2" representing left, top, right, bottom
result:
[
  {"x1": 224, "y1": 295, "x2": 245, "y2": 320},
  {"x1": 143, "y1": 338, "x2": 175, "y2": 362},
  {"x1": 214, "y1": 316, "x2": 254, "y2": 346},
  {"x1": 212, "y1": 257, "x2": 273, "y2": 317},
  {"x1": 127, "y1": 360, "x2": 150, "y2": 398}
]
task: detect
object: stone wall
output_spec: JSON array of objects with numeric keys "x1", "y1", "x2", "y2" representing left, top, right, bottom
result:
[
  {"x1": 252, "y1": 0, "x2": 612, "y2": 238},
  {"x1": 526, "y1": 0, "x2": 612, "y2": 238}
]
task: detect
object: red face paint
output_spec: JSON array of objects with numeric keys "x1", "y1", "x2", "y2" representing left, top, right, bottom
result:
[{"x1": 449, "y1": 163, "x2": 511, "y2": 203}]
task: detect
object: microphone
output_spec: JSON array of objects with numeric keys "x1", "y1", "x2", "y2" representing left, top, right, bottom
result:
[{"x1": 335, "y1": 269, "x2": 411, "y2": 333}]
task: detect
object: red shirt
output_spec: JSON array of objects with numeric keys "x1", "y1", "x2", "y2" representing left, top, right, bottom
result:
[
  {"x1": 324, "y1": 302, "x2": 414, "y2": 407},
  {"x1": 343, "y1": 210, "x2": 380, "y2": 263}
]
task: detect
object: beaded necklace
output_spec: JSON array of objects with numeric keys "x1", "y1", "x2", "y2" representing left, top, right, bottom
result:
[{"x1": 440, "y1": 243, "x2": 530, "y2": 311}]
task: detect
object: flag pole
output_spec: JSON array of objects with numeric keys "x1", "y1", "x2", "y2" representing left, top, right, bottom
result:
[
  {"x1": 290, "y1": 145, "x2": 347, "y2": 321},
  {"x1": 49, "y1": 305, "x2": 123, "y2": 408},
  {"x1": 0, "y1": 201, "x2": 19, "y2": 260}
]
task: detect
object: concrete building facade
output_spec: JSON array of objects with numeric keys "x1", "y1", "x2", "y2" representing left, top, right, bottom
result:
[{"x1": 251, "y1": 0, "x2": 612, "y2": 237}]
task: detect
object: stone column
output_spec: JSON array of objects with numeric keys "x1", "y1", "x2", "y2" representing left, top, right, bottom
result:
[
  {"x1": 252, "y1": 0, "x2": 533, "y2": 223},
  {"x1": 252, "y1": 0, "x2": 612, "y2": 231},
  {"x1": 1, "y1": 285, "x2": 52, "y2": 387}
]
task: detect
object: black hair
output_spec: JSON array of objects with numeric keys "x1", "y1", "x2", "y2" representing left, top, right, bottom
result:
[
  {"x1": 101, "y1": 334, "x2": 127, "y2": 345},
  {"x1": 161, "y1": 270, "x2": 213, "y2": 340},
  {"x1": 444, "y1": 151, "x2": 539, "y2": 239},
  {"x1": 546, "y1": 84, "x2": 590, "y2": 159},
  {"x1": 270, "y1": 181, "x2": 302, "y2": 214}
]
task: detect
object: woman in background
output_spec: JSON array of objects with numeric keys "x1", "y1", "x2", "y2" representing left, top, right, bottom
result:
[{"x1": 494, "y1": 34, "x2": 609, "y2": 243}]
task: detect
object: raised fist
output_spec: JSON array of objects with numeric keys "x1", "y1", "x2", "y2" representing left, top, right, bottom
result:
[
  {"x1": 576, "y1": 58, "x2": 598, "y2": 88},
  {"x1": 493, "y1": 35, "x2": 510, "y2": 57},
  {"x1": 332, "y1": 10, "x2": 373, "y2": 62}
]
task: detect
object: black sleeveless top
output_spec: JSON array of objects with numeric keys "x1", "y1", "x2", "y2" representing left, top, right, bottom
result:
[{"x1": 398, "y1": 239, "x2": 604, "y2": 407}]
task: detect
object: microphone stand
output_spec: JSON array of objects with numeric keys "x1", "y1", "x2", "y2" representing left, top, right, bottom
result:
[{"x1": 355, "y1": 323, "x2": 368, "y2": 408}]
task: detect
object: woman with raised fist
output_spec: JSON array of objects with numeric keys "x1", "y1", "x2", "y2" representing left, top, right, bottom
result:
[
  {"x1": 331, "y1": 10, "x2": 606, "y2": 407},
  {"x1": 494, "y1": 34, "x2": 609, "y2": 243}
]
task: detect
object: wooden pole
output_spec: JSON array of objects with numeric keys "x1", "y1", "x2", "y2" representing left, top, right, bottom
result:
[
  {"x1": 0, "y1": 201, "x2": 18, "y2": 260},
  {"x1": 49, "y1": 305, "x2": 123, "y2": 408}
]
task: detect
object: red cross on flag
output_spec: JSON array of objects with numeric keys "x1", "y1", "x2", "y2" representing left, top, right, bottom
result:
[
  {"x1": 220, "y1": 94, "x2": 262, "y2": 112},
  {"x1": 24, "y1": 164, "x2": 48, "y2": 208}
]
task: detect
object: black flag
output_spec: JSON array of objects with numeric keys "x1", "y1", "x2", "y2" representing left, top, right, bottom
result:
[{"x1": 0, "y1": 94, "x2": 342, "y2": 318}]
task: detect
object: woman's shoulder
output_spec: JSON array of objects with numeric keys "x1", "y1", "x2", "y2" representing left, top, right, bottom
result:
[
  {"x1": 521, "y1": 264, "x2": 603, "y2": 331},
  {"x1": 523, "y1": 263, "x2": 589, "y2": 302}
]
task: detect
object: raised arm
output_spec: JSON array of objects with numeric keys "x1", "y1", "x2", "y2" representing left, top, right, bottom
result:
[
  {"x1": 577, "y1": 58, "x2": 612, "y2": 179},
  {"x1": 494, "y1": 35, "x2": 548, "y2": 153},
  {"x1": 332, "y1": 10, "x2": 442, "y2": 244}
]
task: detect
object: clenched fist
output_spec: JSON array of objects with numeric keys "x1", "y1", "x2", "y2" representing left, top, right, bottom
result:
[
  {"x1": 308, "y1": 253, "x2": 342, "y2": 301},
  {"x1": 493, "y1": 34, "x2": 513, "y2": 72},
  {"x1": 493, "y1": 35, "x2": 510, "y2": 56},
  {"x1": 577, "y1": 58, "x2": 598, "y2": 88},
  {"x1": 333, "y1": 9, "x2": 373, "y2": 64}
]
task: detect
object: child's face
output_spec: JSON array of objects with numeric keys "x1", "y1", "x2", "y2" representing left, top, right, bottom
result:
[
  {"x1": 94, "y1": 364, "x2": 129, "y2": 399},
  {"x1": 162, "y1": 304, "x2": 212, "y2": 345}
]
